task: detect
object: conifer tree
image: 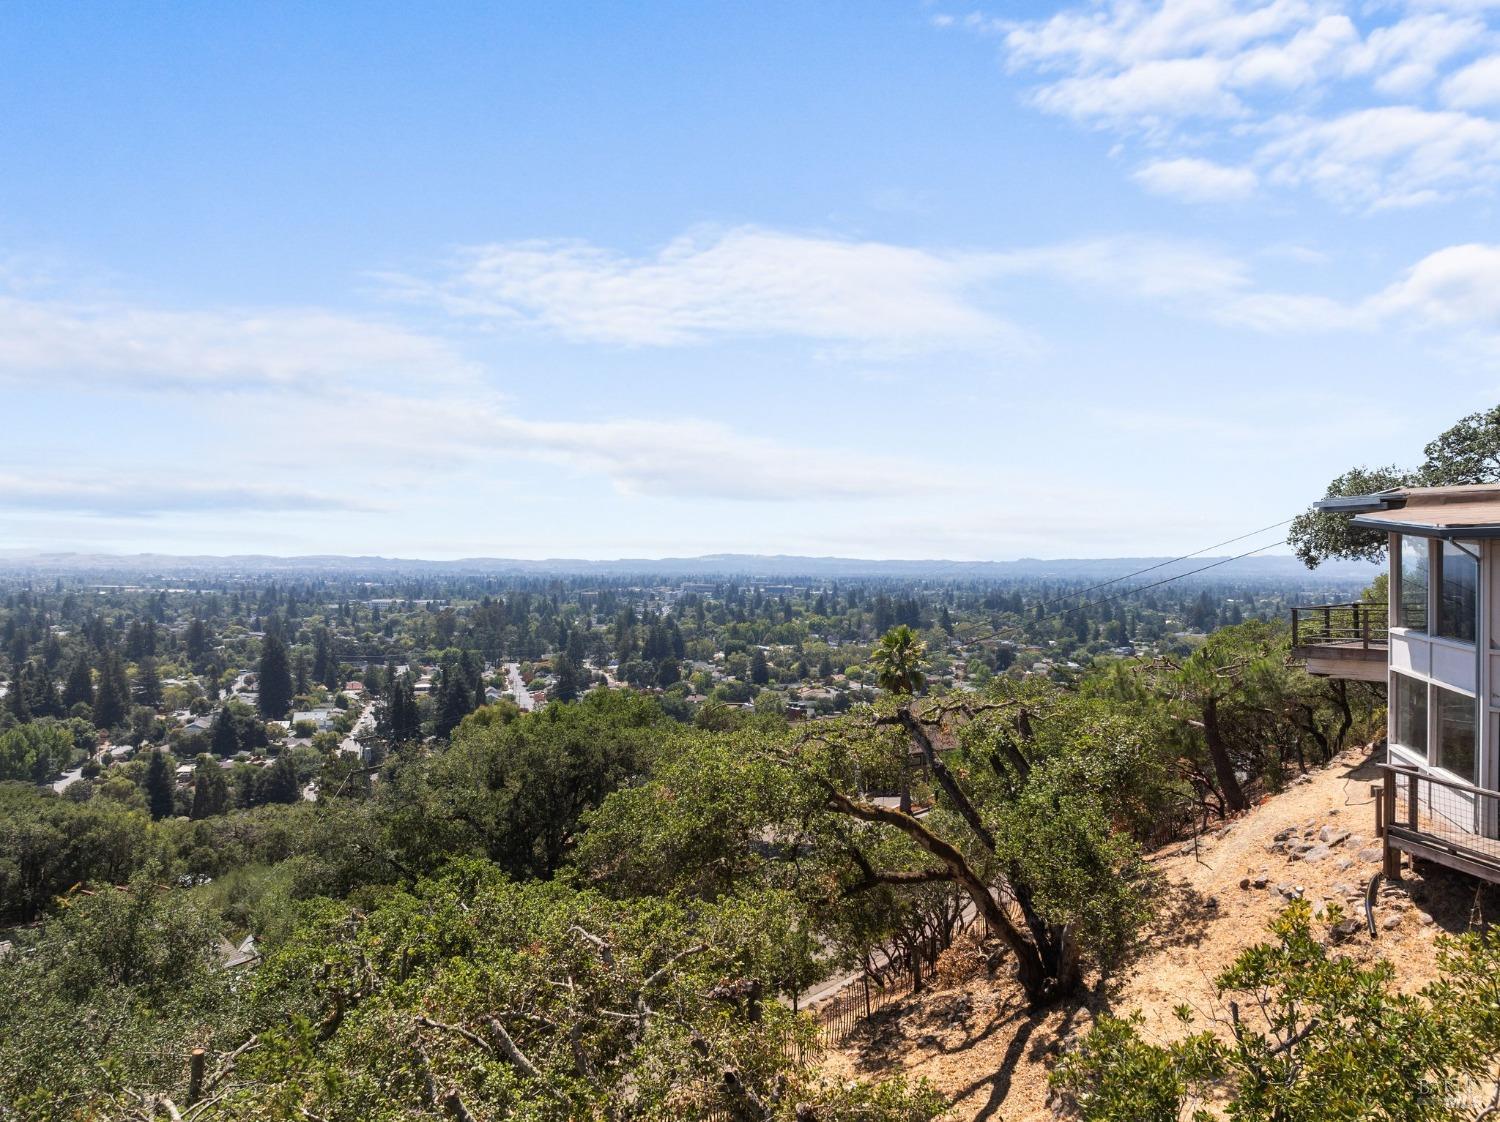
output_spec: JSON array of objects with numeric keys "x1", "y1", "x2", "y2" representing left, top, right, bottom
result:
[
  {"x1": 144, "y1": 749, "x2": 175, "y2": 819},
  {"x1": 258, "y1": 633, "x2": 294, "y2": 718},
  {"x1": 135, "y1": 656, "x2": 162, "y2": 707},
  {"x1": 92, "y1": 651, "x2": 129, "y2": 730},
  {"x1": 190, "y1": 764, "x2": 229, "y2": 818},
  {"x1": 749, "y1": 648, "x2": 770, "y2": 685},
  {"x1": 553, "y1": 654, "x2": 580, "y2": 702},
  {"x1": 212, "y1": 705, "x2": 239, "y2": 757},
  {"x1": 62, "y1": 656, "x2": 94, "y2": 710}
]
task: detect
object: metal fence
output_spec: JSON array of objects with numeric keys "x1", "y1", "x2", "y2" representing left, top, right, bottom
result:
[{"x1": 807, "y1": 952, "x2": 940, "y2": 1049}]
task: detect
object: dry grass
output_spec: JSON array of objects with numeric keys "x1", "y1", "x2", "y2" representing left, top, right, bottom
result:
[{"x1": 821, "y1": 745, "x2": 1500, "y2": 1120}]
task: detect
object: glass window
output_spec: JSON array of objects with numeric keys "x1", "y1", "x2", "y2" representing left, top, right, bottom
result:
[
  {"x1": 1392, "y1": 672, "x2": 1428, "y2": 758},
  {"x1": 1435, "y1": 685, "x2": 1476, "y2": 783},
  {"x1": 1436, "y1": 540, "x2": 1478, "y2": 643},
  {"x1": 1399, "y1": 536, "x2": 1428, "y2": 633}
]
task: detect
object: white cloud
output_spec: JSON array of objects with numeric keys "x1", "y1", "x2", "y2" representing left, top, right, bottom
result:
[
  {"x1": 1367, "y1": 243, "x2": 1500, "y2": 325},
  {"x1": 0, "y1": 291, "x2": 477, "y2": 390},
  {"x1": 1442, "y1": 53, "x2": 1500, "y2": 106},
  {"x1": 382, "y1": 226, "x2": 1020, "y2": 353},
  {"x1": 1259, "y1": 106, "x2": 1500, "y2": 207},
  {"x1": 0, "y1": 475, "x2": 367, "y2": 517},
  {"x1": 964, "y1": 0, "x2": 1500, "y2": 209},
  {"x1": 1342, "y1": 12, "x2": 1483, "y2": 94},
  {"x1": 1134, "y1": 156, "x2": 1260, "y2": 199},
  {"x1": 317, "y1": 392, "x2": 954, "y2": 504}
]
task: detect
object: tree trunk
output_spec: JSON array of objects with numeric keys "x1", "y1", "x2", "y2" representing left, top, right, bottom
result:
[
  {"x1": 1202, "y1": 697, "x2": 1249, "y2": 812},
  {"x1": 822, "y1": 789, "x2": 1056, "y2": 1004},
  {"x1": 1331, "y1": 679, "x2": 1353, "y2": 753}
]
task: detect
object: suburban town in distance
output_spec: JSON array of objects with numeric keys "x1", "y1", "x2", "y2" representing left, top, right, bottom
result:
[{"x1": 7, "y1": 4, "x2": 1500, "y2": 1120}]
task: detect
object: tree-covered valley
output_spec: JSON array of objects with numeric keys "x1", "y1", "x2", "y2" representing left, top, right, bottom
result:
[{"x1": 7, "y1": 556, "x2": 1471, "y2": 1120}]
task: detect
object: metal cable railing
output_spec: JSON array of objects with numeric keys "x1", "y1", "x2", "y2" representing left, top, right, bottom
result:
[
  {"x1": 1378, "y1": 763, "x2": 1500, "y2": 880},
  {"x1": 1291, "y1": 601, "x2": 1389, "y2": 651}
]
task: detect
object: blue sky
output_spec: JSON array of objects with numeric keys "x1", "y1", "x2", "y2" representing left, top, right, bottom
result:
[{"x1": 3, "y1": 0, "x2": 1498, "y2": 560}]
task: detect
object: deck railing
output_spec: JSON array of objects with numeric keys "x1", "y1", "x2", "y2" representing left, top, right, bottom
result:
[
  {"x1": 1378, "y1": 762, "x2": 1500, "y2": 883},
  {"x1": 1290, "y1": 601, "x2": 1388, "y2": 651}
]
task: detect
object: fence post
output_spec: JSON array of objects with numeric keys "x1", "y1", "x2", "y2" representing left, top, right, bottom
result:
[
  {"x1": 1292, "y1": 608, "x2": 1300, "y2": 647},
  {"x1": 1383, "y1": 769, "x2": 1401, "y2": 880},
  {"x1": 1408, "y1": 772, "x2": 1419, "y2": 831},
  {"x1": 863, "y1": 974, "x2": 871, "y2": 1020},
  {"x1": 1373, "y1": 783, "x2": 1385, "y2": 838}
]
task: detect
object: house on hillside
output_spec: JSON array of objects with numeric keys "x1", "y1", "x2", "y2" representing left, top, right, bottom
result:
[{"x1": 1292, "y1": 484, "x2": 1496, "y2": 883}]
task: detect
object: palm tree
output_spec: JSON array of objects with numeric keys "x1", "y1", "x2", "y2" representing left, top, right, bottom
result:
[
  {"x1": 871, "y1": 625, "x2": 926, "y2": 812},
  {"x1": 871, "y1": 625, "x2": 927, "y2": 697}
]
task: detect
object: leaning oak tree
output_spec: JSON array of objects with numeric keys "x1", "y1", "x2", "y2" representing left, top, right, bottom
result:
[{"x1": 794, "y1": 635, "x2": 1149, "y2": 1007}]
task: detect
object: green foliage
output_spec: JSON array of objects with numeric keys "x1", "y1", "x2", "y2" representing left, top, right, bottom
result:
[
  {"x1": 213, "y1": 861, "x2": 939, "y2": 1122},
  {"x1": 0, "y1": 874, "x2": 249, "y2": 1120},
  {"x1": 0, "y1": 782, "x2": 154, "y2": 922},
  {"x1": 257, "y1": 633, "x2": 294, "y2": 718},
  {"x1": 400, "y1": 688, "x2": 668, "y2": 879},
  {"x1": 871, "y1": 625, "x2": 927, "y2": 695},
  {"x1": 1053, "y1": 902, "x2": 1500, "y2": 1121},
  {"x1": 0, "y1": 719, "x2": 79, "y2": 782},
  {"x1": 1290, "y1": 404, "x2": 1500, "y2": 568}
]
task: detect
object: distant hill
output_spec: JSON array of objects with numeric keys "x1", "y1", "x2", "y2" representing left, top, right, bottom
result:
[{"x1": 0, "y1": 550, "x2": 1378, "y2": 584}]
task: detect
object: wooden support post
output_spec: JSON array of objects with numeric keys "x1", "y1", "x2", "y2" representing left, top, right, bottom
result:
[
  {"x1": 1373, "y1": 783, "x2": 1385, "y2": 838},
  {"x1": 1382, "y1": 771, "x2": 1401, "y2": 880},
  {"x1": 1408, "y1": 772, "x2": 1420, "y2": 830}
]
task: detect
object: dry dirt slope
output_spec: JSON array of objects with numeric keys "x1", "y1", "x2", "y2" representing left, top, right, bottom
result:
[{"x1": 822, "y1": 744, "x2": 1500, "y2": 1121}]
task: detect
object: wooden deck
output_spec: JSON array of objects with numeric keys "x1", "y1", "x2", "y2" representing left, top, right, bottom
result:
[
  {"x1": 1379, "y1": 763, "x2": 1500, "y2": 886},
  {"x1": 1290, "y1": 602, "x2": 1389, "y2": 683}
]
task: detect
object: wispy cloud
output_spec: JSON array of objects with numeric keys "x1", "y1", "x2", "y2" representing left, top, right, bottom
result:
[
  {"x1": 943, "y1": 0, "x2": 1500, "y2": 210},
  {"x1": 381, "y1": 226, "x2": 1024, "y2": 354},
  {"x1": 1134, "y1": 156, "x2": 1259, "y2": 200},
  {"x1": 312, "y1": 392, "x2": 956, "y2": 504},
  {"x1": 0, "y1": 475, "x2": 369, "y2": 518},
  {"x1": 0, "y1": 290, "x2": 477, "y2": 391}
]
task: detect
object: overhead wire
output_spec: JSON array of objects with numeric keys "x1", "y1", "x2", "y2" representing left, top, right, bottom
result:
[{"x1": 954, "y1": 516, "x2": 1297, "y2": 644}]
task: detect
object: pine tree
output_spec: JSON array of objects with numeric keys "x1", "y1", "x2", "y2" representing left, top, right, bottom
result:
[
  {"x1": 92, "y1": 651, "x2": 129, "y2": 729},
  {"x1": 144, "y1": 749, "x2": 175, "y2": 820},
  {"x1": 212, "y1": 705, "x2": 239, "y2": 757},
  {"x1": 258, "y1": 633, "x2": 294, "y2": 718},
  {"x1": 62, "y1": 656, "x2": 94, "y2": 710},
  {"x1": 435, "y1": 666, "x2": 473, "y2": 738},
  {"x1": 25, "y1": 660, "x2": 63, "y2": 718},
  {"x1": 554, "y1": 654, "x2": 580, "y2": 702},
  {"x1": 750, "y1": 648, "x2": 770, "y2": 685},
  {"x1": 185, "y1": 617, "x2": 209, "y2": 662},
  {"x1": 135, "y1": 656, "x2": 162, "y2": 707}
]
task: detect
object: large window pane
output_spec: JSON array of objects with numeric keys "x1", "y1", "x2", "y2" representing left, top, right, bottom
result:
[
  {"x1": 1436, "y1": 540, "x2": 1478, "y2": 643},
  {"x1": 1393, "y1": 672, "x2": 1428, "y2": 758},
  {"x1": 1399, "y1": 536, "x2": 1428, "y2": 633},
  {"x1": 1435, "y1": 685, "x2": 1476, "y2": 783}
]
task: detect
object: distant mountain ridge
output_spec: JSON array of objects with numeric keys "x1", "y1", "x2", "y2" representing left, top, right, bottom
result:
[{"x1": 0, "y1": 550, "x2": 1378, "y2": 583}]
